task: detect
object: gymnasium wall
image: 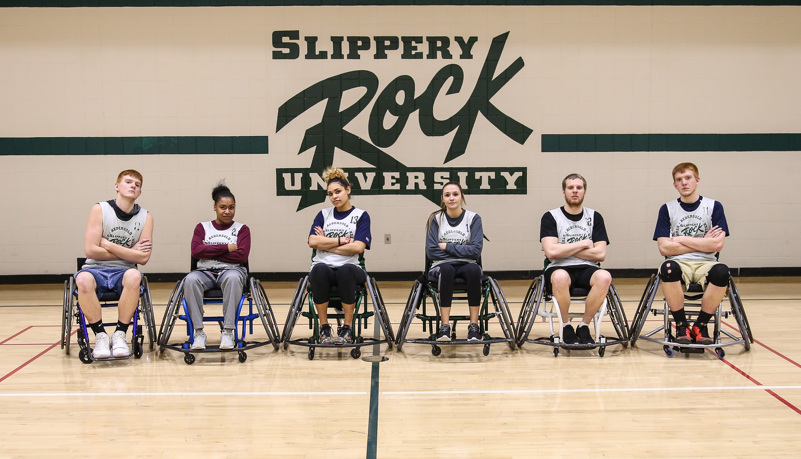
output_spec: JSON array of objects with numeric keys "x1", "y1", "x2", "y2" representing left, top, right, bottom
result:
[{"x1": 1, "y1": 4, "x2": 800, "y2": 276}]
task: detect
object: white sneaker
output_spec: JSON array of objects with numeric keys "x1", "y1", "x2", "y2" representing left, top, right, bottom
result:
[
  {"x1": 220, "y1": 329, "x2": 235, "y2": 350},
  {"x1": 111, "y1": 330, "x2": 130, "y2": 358},
  {"x1": 92, "y1": 332, "x2": 111, "y2": 359},
  {"x1": 191, "y1": 329, "x2": 207, "y2": 350}
]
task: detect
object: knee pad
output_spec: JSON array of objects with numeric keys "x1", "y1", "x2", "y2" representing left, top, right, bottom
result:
[
  {"x1": 659, "y1": 261, "x2": 682, "y2": 283},
  {"x1": 706, "y1": 263, "x2": 730, "y2": 287}
]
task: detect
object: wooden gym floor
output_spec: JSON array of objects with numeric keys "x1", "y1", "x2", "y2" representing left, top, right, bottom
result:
[{"x1": 1, "y1": 277, "x2": 800, "y2": 458}]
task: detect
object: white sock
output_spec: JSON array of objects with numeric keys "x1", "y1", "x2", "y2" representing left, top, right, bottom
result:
[{"x1": 578, "y1": 322, "x2": 590, "y2": 329}]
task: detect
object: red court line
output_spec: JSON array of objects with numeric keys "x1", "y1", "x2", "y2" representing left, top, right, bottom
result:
[
  {"x1": 0, "y1": 339, "x2": 62, "y2": 384},
  {"x1": 721, "y1": 319, "x2": 801, "y2": 370},
  {"x1": 718, "y1": 356, "x2": 801, "y2": 416},
  {"x1": 0, "y1": 327, "x2": 33, "y2": 345}
]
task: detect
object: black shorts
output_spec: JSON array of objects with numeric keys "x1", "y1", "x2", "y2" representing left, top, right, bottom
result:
[{"x1": 543, "y1": 265, "x2": 602, "y2": 293}]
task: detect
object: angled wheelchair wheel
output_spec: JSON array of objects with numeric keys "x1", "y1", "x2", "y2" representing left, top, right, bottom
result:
[
  {"x1": 607, "y1": 284, "x2": 630, "y2": 344},
  {"x1": 630, "y1": 274, "x2": 659, "y2": 347},
  {"x1": 516, "y1": 276, "x2": 545, "y2": 347},
  {"x1": 281, "y1": 277, "x2": 308, "y2": 345},
  {"x1": 62, "y1": 278, "x2": 75, "y2": 355},
  {"x1": 395, "y1": 280, "x2": 424, "y2": 351},
  {"x1": 140, "y1": 276, "x2": 157, "y2": 350},
  {"x1": 728, "y1": 276, "x2": 753, "y2": 349},
  {"x1": 157, "y1": 279, "x2": 185, "y2": 351},
  {"x1": 488, "y1": 278, "x2": 516, "y2": 350},
  {"x1": 367, "y1": 277, "x2": 395, "y2": 349},
  {"x1": 251, "y1": 278, "x2": 281, "y2": 350}
]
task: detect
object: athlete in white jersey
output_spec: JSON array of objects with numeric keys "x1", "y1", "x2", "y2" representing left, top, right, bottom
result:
[
  {"x1": 540, "y1": 173, "x2": 611, "y2": 345},
  {"x1": 653, "y1": 162, "x2": 729, "y2": 345},
  {"x1": 425, "y1": 182, "x2": 485, "y2": 342},
  {"x1": 307, "y1": 167, "x2": 371, "y2": 345},
  {"x1": 184, "y1": 183, "x2": 251, "y2": 351},
  {"x1": 74, "y1": 170, "x2": 154, "y2": 359}
]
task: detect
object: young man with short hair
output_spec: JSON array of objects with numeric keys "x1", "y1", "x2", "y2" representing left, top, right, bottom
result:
[
  {"x1": 74, "y1": 170, "x2": 154, "y2": 359},
  {"x1": 540, "y1": 173, "x2": 612, "y2": 345},
  {"x1": 653, "y1": 162, "x2": 729, "y2": 345}
]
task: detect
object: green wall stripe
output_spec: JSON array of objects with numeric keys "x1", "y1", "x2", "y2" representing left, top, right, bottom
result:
[
  {"x1": 0, "y1": 136, "x2": 268, "y2": 156},
  {"x1": 2, "y1": 1, "x2": 801, "y2": 6},
  {"x1": 541, "y1": 134, "x2": 801, "y2": 152}
]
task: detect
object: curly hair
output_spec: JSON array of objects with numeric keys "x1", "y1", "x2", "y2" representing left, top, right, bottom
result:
[{"x1": 322, "y1": 166, "x2": 351, "y2": 188}]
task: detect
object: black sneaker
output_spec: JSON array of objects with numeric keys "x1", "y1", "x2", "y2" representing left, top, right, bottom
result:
[
  {"x1": 675, "y1": 324, "x2": 692, "y2": 344},
  {"x1": 319, "y1": 324, "x2": 334, "y2": 345},
  {"x1": 467, "y1": 323, "x2": 481, "y2": 341},
  {"x1": 576, "y1": 325, "x2": 594, "y2": 344},
  {"x1": 691, "y1": 324, "x2": 713, "y2": 345},
  {"x1": 561, "y1": 324, "x2": 579, "y2": 344},
  {"x1": 334, "y1": 325, "x2": 353, "y2": 345},
  {"x1": 436, "y1": 323, "x2": 452, "y2": 342}
]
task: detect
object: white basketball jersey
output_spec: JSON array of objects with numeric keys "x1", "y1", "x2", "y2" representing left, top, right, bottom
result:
[
  {"x1": 666, "y1": 198, "x2": 717, "y2": 262},
  {"x1": 311, "y1": 207, "x2": 366, "y2": 268},
  {"x1": 84, "y1": 201, "x2": 148, "y2": 269},
  {"x1": 196, "y1": 221, "x2": 245, "y2": 270},
  {"x1": 547, "y1": 207, "x2": 597, "y2": 269}
]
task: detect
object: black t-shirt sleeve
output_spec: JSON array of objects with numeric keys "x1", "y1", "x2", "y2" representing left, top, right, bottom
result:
[
  {"x1": 540, "y1": 212, "x2": 557, "y2": 241},
  {"x1": 592, "y1": 212, "x2": 610, "y2": 244}
]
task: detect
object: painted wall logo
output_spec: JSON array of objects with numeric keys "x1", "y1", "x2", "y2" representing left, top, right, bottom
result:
[{"x1": 272, "y1": 31, "x2": 533, "y2": 210}]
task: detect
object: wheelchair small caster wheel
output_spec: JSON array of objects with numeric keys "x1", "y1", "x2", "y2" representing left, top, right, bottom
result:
[
  {"x1": 308, "y1": 348, "x2": 315, "y2": 360},
  {"x1": 133, "y1": 342, "x2": 143, "y2": 359},
  {"x1": 79, "y1": 348, "x2": 93, "y2": 364},
  {"x1": 598, "y1": 346, "x2": 605, "y2": 357},
  {"x1": 238, "y1": 351, "x2": 247, "y2": 363},
  {"x1": 664, "y1": 346, "x2": 675, "y2": 358},
  {"x1": 184, "y1": 353, "x2": 195, "y2": 365},
  {"x1": 553, "y1": 347, "x2": 559, "y2": 357},
  {"x1": 283, "y1": 342, "x2": 289, "y2": 351},
  {"x1": 482, "y1": 344, "x2": 490, "y2": 356},
  {"x1": 432, "y1": 345, "x2": 441, "y2": 356},
  {"x1": 350, "y1": 348, "x2": 361, "y2": 359},
  {"x1": 715, "y1": 348, "x2": 725, "y2": 359}
]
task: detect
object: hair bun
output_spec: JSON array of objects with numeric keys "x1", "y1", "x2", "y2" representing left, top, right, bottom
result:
[{"x1": 322, "y1": 166, "x2": 347, "y2": 182}]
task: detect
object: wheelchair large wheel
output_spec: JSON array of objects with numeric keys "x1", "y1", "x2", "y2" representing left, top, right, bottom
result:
[
  {"x1": 157, "y1": 279, "x2": 184, "y2": 350},
  {"x1": 607, "y1": 284, "x2": 630, "y2": 344},
  {"x1": 395, "y1": 280, "x2": 424, "y2": 351},
  {"x1": 629, "y1": 274, "x2": 659, "y2": 347},
  {"x1": 515, "y1": 276, "x2": 545, "y2": 347},
  {"x1": 489, "y1": 277, "x2": 516, "y2": 350},
  {"x1": 61, "y1": 278, "x2": 75, "y2": 355},
  {"x1": 367, "y1": 277, "x2": 395, "y2": 349},
  {"x1": 251, "y1": 278, "x2": 281, "y2": 350},
  {"x1": 281, "y1": 277, "x2": 308, "y2": 345},
  {"x1": 728, "y1": 277, "x2": 753, "y2": 350},
  {"x1": 140, "y1": 276, "x2": 157, "y2": 350}
]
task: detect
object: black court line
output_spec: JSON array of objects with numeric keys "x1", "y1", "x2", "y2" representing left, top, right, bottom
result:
[{"x1": 365, "y1": 314, "x2": 384, "y2": 459}]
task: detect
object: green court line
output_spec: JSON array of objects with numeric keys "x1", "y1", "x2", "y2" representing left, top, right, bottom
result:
[
  {"x1": 0, "y1": 136, "x2": 268, "y2": 156},
  {"x1": 541, "y1": 133, "x2": 801, "y2": 152}
]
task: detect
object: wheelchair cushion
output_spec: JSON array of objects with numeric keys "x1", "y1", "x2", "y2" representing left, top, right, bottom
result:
[{"x1": 97, "y1": 291, "x2": 121, "y2": 302}]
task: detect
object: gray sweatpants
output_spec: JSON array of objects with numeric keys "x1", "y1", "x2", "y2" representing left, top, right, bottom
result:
[{"x1": 183, "y1": 268, "x2": 247, "y2": 331}]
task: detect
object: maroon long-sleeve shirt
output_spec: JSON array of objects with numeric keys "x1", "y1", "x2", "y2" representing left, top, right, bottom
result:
[{"x1": 190, "y1": 221, "x2": 251, "y2": 265}]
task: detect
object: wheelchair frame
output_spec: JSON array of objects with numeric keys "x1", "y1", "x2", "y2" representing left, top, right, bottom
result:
[
  {"x1": 628, "y1": 273, "x2": 753, "y2": 359},
  {"x1": 60, "y1": 270, "x2": 157, "y2": 364},
  {"x1": 157, "y1": 274, "x2": 280, "y2": 365},
  {"x1": 394, "y1": 272, "x2": 517, "y2": 357},
  {"x1": 281, "y1": 275, "x2": 394, "y2": 360},
  {"x1": 515, "y1": 274, "x2": 629, "y2": 357}
]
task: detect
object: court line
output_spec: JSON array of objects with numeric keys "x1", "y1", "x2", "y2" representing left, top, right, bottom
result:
[
  {"x1": 381, "y1": 385, "x2": 801, "y2": 396},
  {"x1": 0, "y1": 326, "x2": 33, "y2": 344},
  {"x1": 0, "y1": 391, "x2": 368, "y2": 397}
]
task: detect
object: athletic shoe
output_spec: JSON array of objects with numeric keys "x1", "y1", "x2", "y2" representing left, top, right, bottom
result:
[
  {"x1": 436, "y1": 323, "x2": 452, "y2": 342},
  {"x1": 675, "y1": 324, "x2": 693, "y2": 344},
  {"x1": 111, "y1": 330, "x2": 130, "y2": 358},
  {"x1": 92, "y1": 332, "x2": 111, "y2": 359},
  {"x1": 691, "y1": 324, "x2": 713, "y2": 345},
  {"x1": 191, "y1": 329, "x2": 207, "y2": 350},
  {"x1": 561, "y1": 324, "x2": 579, "y2": 345},
  {"x1": 319, "y1": 324, "x2": 334, "y2": 344},
  {"x1": 576, "y1": 325, "x2": 594, "y2": 345},
  {"x1": 467, "y1": 323, "x2": 482, "y2": 341},
  {"x1": 335, "y1": 325, "x2": 353, "y2": 345},
  {"x1": 219, "y1": 329, "x2": 235, "y2": 350}
]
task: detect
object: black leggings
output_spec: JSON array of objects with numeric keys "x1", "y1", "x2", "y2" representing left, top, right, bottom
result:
[
  {"x1": 428, "y1": 262, "x2": 482, "y2": 308},
  {"x1": 308, "y1": 263, "x2": 366, "y2": 305}
]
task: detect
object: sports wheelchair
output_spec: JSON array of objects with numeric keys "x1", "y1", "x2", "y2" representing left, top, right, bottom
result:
[
  {"x1": 395, "y1": 258, "x2": 516, "y2": 356},
  {"x1": 515, "y1": 264, "x2": 629, "y2": 357},
  {"x1": 281, "y1": 269, "x2": 394, "y2": 361},
  {"x1": 629, "y1": 272, "x2": 753, "y2": 359},
  {"x1": 61, "y1": 258, "x2": 157, "y2": 364},
  {"x1": 157, "y1": 260, "x2": 280, "y2": 364}
]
